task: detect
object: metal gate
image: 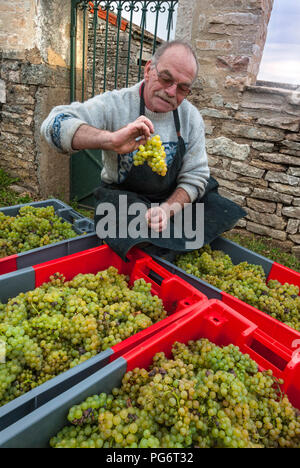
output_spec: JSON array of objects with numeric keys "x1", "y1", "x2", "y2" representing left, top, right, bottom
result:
[{"x1": 70, "y1": 0, "x2": 178, "y2": 208}]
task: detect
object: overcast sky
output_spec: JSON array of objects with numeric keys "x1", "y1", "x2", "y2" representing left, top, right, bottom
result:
[{"x1": 257, "y1": 0, "x2": 300, "y2": 85}]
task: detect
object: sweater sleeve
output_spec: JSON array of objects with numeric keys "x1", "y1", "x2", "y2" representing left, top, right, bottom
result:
[
  {"x1": 176, "y1": 106, "x2": 209, "y2": 202},
  {"x1": 40, "y1": 93, "x2": 116, "y2": 154}
]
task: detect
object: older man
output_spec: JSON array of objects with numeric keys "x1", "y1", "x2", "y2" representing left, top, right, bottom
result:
[{"x1": 41, "y1": 40, "x2": 245, "y2": 258}]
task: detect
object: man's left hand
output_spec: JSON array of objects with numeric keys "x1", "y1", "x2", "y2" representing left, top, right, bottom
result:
[{"x1": 145, "y1": 206, "x2": 168, "y2": 232}]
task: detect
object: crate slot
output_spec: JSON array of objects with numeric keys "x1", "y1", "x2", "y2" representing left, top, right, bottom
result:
[
  {"x1": 248, "y1": 338, "x2": 288, "y2": 372},
  {"x1": 147, "y1": 269, "x2": 164, "y2": 285}
]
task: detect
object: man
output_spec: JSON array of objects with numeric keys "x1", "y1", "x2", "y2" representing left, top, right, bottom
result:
[{"x1": 41, "y1": 40, "x2": 245, "y2": 258}]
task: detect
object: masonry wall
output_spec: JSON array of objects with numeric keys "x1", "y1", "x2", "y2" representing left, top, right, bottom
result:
[
  {"x1": 0, "y1": 0, "x2": 72, "y2": 200},
  {"x1": 177, "y1": 0, "x2": 300, "y2": 256}
]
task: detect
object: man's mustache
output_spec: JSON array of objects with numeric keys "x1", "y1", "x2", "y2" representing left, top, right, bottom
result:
[{"x1": 154, "y1": 92, "x2": 176, "y2": 106}]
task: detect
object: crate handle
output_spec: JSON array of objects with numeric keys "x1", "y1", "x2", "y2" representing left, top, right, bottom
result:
[
  {"x1": 245, "y1": 331, "x2": 290, "y2": 372},
  {"x1": 147, "y1": 269, "x2": 164, "y2": 286},
  {"x1": 56, "y1": 208, "x2": 82, "y2": 222},
  {"x1": 130, "y1": 258, "x2": 172, "y2": 289}
]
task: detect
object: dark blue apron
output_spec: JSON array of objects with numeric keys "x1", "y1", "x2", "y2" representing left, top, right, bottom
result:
[{"x1": 94, "y1": 83, "x2": 246, "y2": 260}]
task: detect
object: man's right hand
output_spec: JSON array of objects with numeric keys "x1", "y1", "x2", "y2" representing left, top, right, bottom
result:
[
  {"x1": 111, "y1": 116, "x2": 154, "y2": 154},
  {"x1": 72, "y1": 116, "x2": 154, "y2": 154}
]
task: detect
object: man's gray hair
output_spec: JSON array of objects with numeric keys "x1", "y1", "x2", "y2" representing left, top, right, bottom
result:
[{"x1": 151, "y1": 40, "x2": 199, "y2": 82}]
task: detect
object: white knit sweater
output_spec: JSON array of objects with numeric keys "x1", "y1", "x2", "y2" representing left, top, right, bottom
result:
[{"x1": 41, "y1": 82, "x2": 210, "y2": 202}]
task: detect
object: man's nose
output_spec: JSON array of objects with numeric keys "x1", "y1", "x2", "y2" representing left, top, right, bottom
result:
[{"x1": 165, "y1": 82, "x2": 177, "y2": 97}]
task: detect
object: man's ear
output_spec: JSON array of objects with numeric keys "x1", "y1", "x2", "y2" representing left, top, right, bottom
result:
[{"x1": 143, "y1": 60, "x2": 152, "y2": 82}]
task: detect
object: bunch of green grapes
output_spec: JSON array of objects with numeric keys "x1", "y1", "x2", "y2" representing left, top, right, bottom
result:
[
  {"x1": 0, "y1": 205, "x2": 80, "y2": 258},
  {"x1": 133, "y1": 135, "x2": 167, "y2": 176},
  {"x1": 175, "y1": 245, "x2": 300, "y2": 332},
  {"x1": 0, "y1": 268, "x2": 167, "y2": 407},
  {"x1": 50, "y1": 339, "x2": 300, "y2": 448}
]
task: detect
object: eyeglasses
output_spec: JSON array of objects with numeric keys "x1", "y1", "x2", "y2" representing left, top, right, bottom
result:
[{"x1": 154, "y1": 64, "x2": 192, "y2": 96}]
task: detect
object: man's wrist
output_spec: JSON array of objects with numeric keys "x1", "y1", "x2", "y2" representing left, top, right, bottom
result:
[{"x1": 160, "y1": 188, "x2": 191, "y2": 218}]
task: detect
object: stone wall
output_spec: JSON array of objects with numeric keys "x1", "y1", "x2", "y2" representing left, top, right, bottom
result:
[
  {"x1": 1, "y1": 0, "x2": 300, "y2": 254},
  {"x1": 0, "y1": 0, "x2": 72, "y2": 200},
  {"x1": 176, "y1": 0, "x2": 300, "y2": 255}
]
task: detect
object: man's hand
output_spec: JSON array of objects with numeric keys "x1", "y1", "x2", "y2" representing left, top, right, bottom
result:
[
  {"x1": 145, "y1": 205, "x2": 169, "y2": 232},
  {"x1": 111, "y1": 116, "x2": 154, "y2": 154},
  {"x1": 72, "y1": 116, "x2": 154, "y2": 154},
  {"x1": 145, "y1": 188, "x2": 192, "y2": 232}
]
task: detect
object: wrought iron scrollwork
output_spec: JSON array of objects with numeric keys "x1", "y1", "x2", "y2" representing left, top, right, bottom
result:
[{"x1": 77, "y1": 1, "x2": 178, "y2": 28}]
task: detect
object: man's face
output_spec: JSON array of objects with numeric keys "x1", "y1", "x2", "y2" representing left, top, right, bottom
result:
[{"x1": 143, "y1": 45, "x2": 197, "y2": 113}]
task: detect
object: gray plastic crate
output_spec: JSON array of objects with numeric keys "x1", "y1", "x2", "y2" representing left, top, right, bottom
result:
[
  {"x1": 0, "y1": 357, "x2": 127, "y2": 448},
  {"x1": 0, "y1": 349, "x2": 113, "y2": 434},
  {"x1": 0, "y1": 199, "x2": 100, "y2": 275},
  {"x1": 0, "y1": 198, "x2": 95, "y2": 236}
]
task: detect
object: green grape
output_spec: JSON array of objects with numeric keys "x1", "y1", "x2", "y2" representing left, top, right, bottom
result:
[
  {"x1": 175, "y1": 245, "x2": 300, "y2": 332},
  {"x1": 133, "y1": 135, "x2": 167, "y2": 176},
  {"x1": 0, "y1": 267, "x2": 168, "y2": 407},
  {"x1": 50, "y1": 338, "x2": 300, "y2": 449},
  {"x1": 0, "y1": 205, "x2": 81, "y2": 258}
]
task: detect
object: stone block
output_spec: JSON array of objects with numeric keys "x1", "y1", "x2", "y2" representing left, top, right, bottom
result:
[
  {"x1": 257, "y1": 117, "x2": 300, "y2": 132},
  {"x1": 269, "y1": 183, "x2": 300, "y2": 197},
  {"x1": 216, "y1": 178, "x2": 252, "y2": 195},
  {"x1": 218, "y1": 187, "x2": 246, "y2": 206},
  {"x1": 281, "y1": 140, "x2": 300, "y2": 151},
  {"x1": 251, "y1": 141, "x2": 274, "y2": 152},
  {"x1": 209, "y1": 13, "x2": 259, "y2": 25},
  {"x1": 282, "y1": 207, "x2": 300, "y2": 219},
  {"x1": 230, "y1": 161, "x2": 265, "y2": 178},
  {"x1": 261, "y1": 153, "x2": 300, "y2": 166},
  {"x1": 246, "y1": 221, "x2": 287, "y2": 241},
  {"x1": 246, "y1": 198, "x2": 276, "y2": 214},
  {"x1": 265, "y1": 171, "x2": 300, "y2": 186},
  {"x1": 286, "y1": 219, "x2": 300, "y2": 235},
  {"x1": 252, "y1": 188, "x2": 293, "y2": 204},
  {"x1": 250, "y1": 159, "x2": 285, "y2": 172},
  {"x1": 288, "y1": 234, "x2": 300, "y2": 244},
  {"x1": 200, "y1": 108, "x2": 232, "y2": 119},
  {"x1": 216, "y1": 55, "x2": 250, "y2": 72},
  {"x1": 287, "y1": 167, "x2": 300, "y2": 177},
  {"x1": 210, "y1": 168, "x2": 237, "y2": 180},
  {"x1": 195, "y1": 39, "x2": 233, "y2": 51},
  {"x1": 221, "y1": 122, "x2": 285, "y2": 141},
  {"x1": 206, "y1": 136, "x2": 250, "y2": 160},
  {"x1": 0, "y1": 79, "x2": 6, "y2": 103},
  {"x1": 245, "y1": 207, "x2": 286, "y2": 230}
]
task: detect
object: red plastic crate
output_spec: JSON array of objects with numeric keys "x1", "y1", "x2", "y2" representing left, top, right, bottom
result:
[
  {"x1": 152, "y1": 247, "x2": 300, "y2": 349},
  {"x1": 0, "y1": 255, "x2": 17, "y2": 275},
  {"x1": 32, "y1": 244, "x2": 208, "y2": 358},
  {"x1": 124, "y1": 299, "x2": 300, "y2": 410},
  {"x1": 267, "y1": 261, "x2": 300, "y2": 288},
  {"x1": 221, "y1": 292, "x2": 300, "y2": 352}
]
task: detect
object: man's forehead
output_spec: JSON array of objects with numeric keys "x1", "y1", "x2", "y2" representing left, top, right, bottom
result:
[{"x1": 156, "y1": 46, "x2": 197, "y2": 77}]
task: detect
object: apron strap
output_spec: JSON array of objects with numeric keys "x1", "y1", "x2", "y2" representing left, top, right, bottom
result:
[{"x1": 140, "y1": 81, "x2": 182, "y2": 140}]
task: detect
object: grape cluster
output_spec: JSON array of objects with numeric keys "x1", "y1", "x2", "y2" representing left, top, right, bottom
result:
[
  {"x1": 0, "y1": 267, "x2": 167, "y2": 406},
  {"x1": 133, "y1": 135, "x2": 167, "y2": 176},
  {"x1": 0, "y1": 205, "x2": 80, "y2": 258},
  {"x1": 175, "y1": 245, "x2": 300, "y2": 332},
  {"x1": 50, "y1": 339, "x2": 300, "y2": 448}
]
